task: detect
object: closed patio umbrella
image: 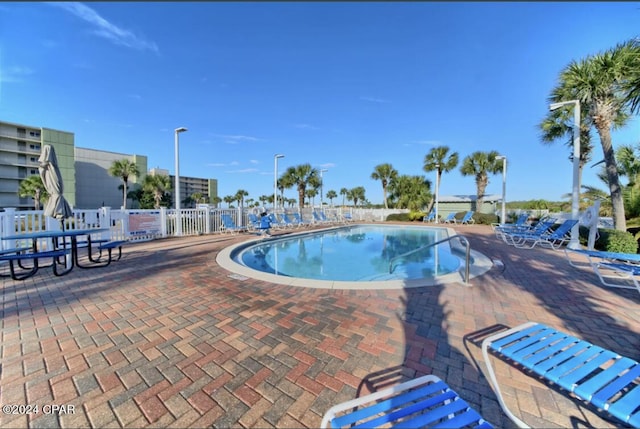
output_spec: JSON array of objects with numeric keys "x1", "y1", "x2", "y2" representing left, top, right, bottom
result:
[{"x1": 39, "y1": 144, "x2": 72, "y2": 223}]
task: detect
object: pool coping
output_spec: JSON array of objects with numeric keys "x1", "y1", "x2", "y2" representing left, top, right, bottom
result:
[{"x1": 216, "y1": 224, "x2": 494, "y2": 290}]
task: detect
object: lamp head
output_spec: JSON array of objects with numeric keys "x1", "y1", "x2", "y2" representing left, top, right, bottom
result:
[
  {"x1": 496, "y1": 155, "x2": 506, "y2": 160},
  {"x1": 275, "y1": 154, "x2": 285, "y2": 159},
  {"x1": 175, "y1": 127, "x2": 188, "y2": 133},
  {"x1": 549, "y1": 100, "x2": 578, "y2": 111}
]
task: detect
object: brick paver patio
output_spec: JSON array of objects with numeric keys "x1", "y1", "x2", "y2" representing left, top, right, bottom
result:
[{"x1": 1, "y1": 224, "x2": 638, "y2": 428}]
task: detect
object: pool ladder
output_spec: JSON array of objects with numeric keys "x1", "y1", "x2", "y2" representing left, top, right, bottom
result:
[{"x1": 388, "y1": 235, "x2": 471, "y2": 284}]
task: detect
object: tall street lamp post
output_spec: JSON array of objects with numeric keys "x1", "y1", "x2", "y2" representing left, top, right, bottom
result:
[
  {"x1": 174, "y1": 127, "x2": 188, "y2": 237},
  {"x1": 549, "y1": 100, "x2": 581, "y2": 249},
  {"x1": 320, "y1": 169, "x2": 328, "y2": 208},
  {"x1": 434, "y1": 164, "x2": 440, "y2": 224},
  {"x1": 496, "y1": 155, "x2": 507, "y2": 225},
  {"x1": 274, "y1": 154, "x2": 284, "y2": 212}
]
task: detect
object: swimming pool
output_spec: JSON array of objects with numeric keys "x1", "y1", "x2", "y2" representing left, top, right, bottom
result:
[{"x1": 217, "y1": 224, "x2": 493, "y2": 289}]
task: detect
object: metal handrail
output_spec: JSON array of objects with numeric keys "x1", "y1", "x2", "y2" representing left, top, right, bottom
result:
[{"x1": 388, "y1": 235, "x2": 471, "y2": 284}]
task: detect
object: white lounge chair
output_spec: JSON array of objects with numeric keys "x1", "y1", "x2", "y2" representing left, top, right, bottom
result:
[
  {"x1": 321, "y1": 374, "x2": 492, "y2": 428},
  {"x1": 565, "y1": 248, "x2": 640, "y2": 295}
]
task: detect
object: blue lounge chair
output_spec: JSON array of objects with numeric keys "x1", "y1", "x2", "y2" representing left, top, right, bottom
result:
[
  {"x1": 321, "y1": 374, "x2": 492, "y2": 428},
  {"x1": 342, "y1": 212, "x2": 355, "y2": 223},
  {"x1": 500, "y1": 219, "x2": 557, "y2": 246},
  {"x1": 312, "y1": 211, "x2": 331, "y2": 225},
  {"x1": 565, "y1": 249, "x2": 640, "y2": 295},
  {"x1": 442, "y1": 213, "x2": 457, "y2": 224},
  {"x1": 492, "y1": 212, "x2": 529, "y2": 234},
  {"x1": 267, "y1": 213, "x2": 285, "y2": 229},
  {"x1": 247, "y1": 213, "x2": 261, "y2": 230},
  {"x1": 460, "y1": 211, "x2": 475, "y2": 225},
  {"x1": 512, "y1": 219, "x2": 578, "y2": 249},
  {"x1": 482, "y1": 322, "x2": 640, "y2": 428},
  {"x1": 277, "y1": 213, "x2": 295, "y2": 228},
  {"x1": 280, "y1": 213, "x2": 301, "y2": 228},
  {"x1": 247, "y1": 213, "x2": 271, "y2": 235},
  {"x1": 292, "y1": 212, "x2": 311, "y2": 227},
  {"x1": 318, "y1": 211, "x2": 336, "y2": 225},
  {"x1": 220, "y1": 213, "x2": 245, "y2": 234},
  {"x1": 423, "y1": 210, "x2": 436, "y2": 223}
]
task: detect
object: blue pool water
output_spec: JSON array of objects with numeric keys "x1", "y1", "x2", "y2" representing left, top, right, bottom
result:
[{"x1": 234, "y1": 225, "x2": 462, "y2": 281}]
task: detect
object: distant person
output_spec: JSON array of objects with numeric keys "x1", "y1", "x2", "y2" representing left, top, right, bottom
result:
[{"x1": 259, "y1": 211, "x2": 272, "y2": 235}]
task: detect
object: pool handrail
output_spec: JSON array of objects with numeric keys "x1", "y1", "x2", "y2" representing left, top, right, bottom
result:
[{"x1": 388, "y1": 235, "x2": 471, "y2": 284}]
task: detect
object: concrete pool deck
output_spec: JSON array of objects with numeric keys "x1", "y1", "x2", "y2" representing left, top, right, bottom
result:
[{"x1": 1, "y1": 223, "x2": 638, "y2": 428}]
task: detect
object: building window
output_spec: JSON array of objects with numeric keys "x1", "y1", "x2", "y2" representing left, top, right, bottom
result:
[
  {"x1": 30, "y1": 169, "x2": 37, "y2": 174},
  {"x1": 29, "y1": 131, "x2": 41, "y2": 137}
]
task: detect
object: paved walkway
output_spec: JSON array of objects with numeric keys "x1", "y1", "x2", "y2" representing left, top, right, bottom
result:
[{"x1": 1, "y1": 224, "x2": 638, "y2": 428}]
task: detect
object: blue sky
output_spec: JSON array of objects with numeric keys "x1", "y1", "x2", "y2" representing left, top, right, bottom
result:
[{"x1": 1, "y1": 2, "x2": 639, "y2": 206}]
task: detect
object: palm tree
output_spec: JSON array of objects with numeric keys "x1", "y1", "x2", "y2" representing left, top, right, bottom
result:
[
  {"x1": 191, "y1": 192, "x2": 204, "y2": 206},
  {"x1": 460, "y1": 151, "x2": 503, "y2": 210},
  {"x1": 109, "y1": 159, "x2": 140, "y2": 209},
  {"x1": 370, "y1": 163, "x2": 398, "y2": 209},
  {"x1": 223, "y1": 195, "x2": 235, "y2": 208},
  {"x1": 388, "y1": 175, "x2": 431, "y2": 211},
  {"x1": 539, "y1": 105, "x2": 594, "y2": 180},
  {"x1": 611, "y1": 145, "x2": 640, "y2": 218},
  {"x1": 340, "y1": 187, "x2": 348, "y2": 207},
  {"x1": 211, "y1": 196, "x2": 222, "y2": 208},
  {"x1": 234, "y1": 189, "x2": 249, "y2": 209},
  {"x1": 18, "y1": 175, "x2": 49, "y2": 210},
  {"x1": 350, "y1": 186, "x2": 366, "y2": 207},
  {"x1": 306, "y1": 188, "x2": 318, "y2": 207},
  {"x1": 277, "y1": 178, "x2": 289, "y2": 208},
  {"x1": 543, "y1": 40, "x2": 640, "y2": 231},
  {"x1": 423, "y1": 146, "x2": 459, "y2": 210},
  {"x1": 142, "y1": 174, "x2": 172, "y2": 209},
  {"x1": 325, "y1": 190, "x2": 337, "y2": 206},
  {"x1": 624, "y1": 38, "x2": 640, "y2": 112},
  {"x1": 279, "y1": 163, "x2": 320, "y2": 208}
]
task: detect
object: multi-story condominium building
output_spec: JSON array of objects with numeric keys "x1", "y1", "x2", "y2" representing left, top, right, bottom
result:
[
  {"x1": 75, "y1": 147, "x2": 147, "y2": 209},
  {"x1": 148, "y1": 167, "x2": 219, "y2": 208},
  {"x1": 0, "y1": 120, "x2": 76, "y2": 209},
  {"x1": 1, "y1": 120, "x2": 218, "y2": 210}
]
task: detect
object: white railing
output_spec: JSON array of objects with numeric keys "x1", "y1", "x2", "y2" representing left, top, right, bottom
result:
[{"x1": 0, "y1": 206, "x2": 411, "y2": 247}]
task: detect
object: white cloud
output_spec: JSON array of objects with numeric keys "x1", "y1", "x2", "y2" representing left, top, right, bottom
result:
[
  {"x1": 127, "y1": 94, "x2": 142, "y2": 100},
  {"x1": 48, "y1": 2, "x2": 159, "y2": 53},
  {"x1": 0, "y1": 66, "x2": 34, "y2": 83},
  {"x1": 226, "y1": 168, "x2": 259, "y2": 174},
  {"x1": 319, "y1": 163, "x2": 336, "y2": 168},
  {"x1": 249, "y1": 159, "x2": 259, "y2": 164},
  {"x1": 360, "y1": 96, "x2": 390, "y2": 103},
  {"x1": 294, "y1": 123, "x2": 319, "y2": 130},
  {"x1": 213, "y1": 134, "x2": 261, "y2": 144}
]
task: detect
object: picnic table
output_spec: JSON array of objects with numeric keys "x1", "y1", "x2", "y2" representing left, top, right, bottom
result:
[{"x1": 0, "y1": 228, "x2": 123, "y2": 280}]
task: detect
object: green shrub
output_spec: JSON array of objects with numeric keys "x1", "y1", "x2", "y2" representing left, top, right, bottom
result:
[
  {"x1": 386, "y1": 213, "x2": 411, "y2": 222},
  {"x1": 473, "y1": 213, "x2": 499, "y2": 225},
  {"x1": 594, "y1": 228, "x2": 638, "y2": 253},
  {"x1": 408, "y1": 211, "x2": 426, "y2": 221}
]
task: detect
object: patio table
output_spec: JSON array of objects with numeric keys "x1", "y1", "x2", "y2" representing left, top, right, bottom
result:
[{"x1": 1, "y1": 228, "x2": 110, "y2": 280}]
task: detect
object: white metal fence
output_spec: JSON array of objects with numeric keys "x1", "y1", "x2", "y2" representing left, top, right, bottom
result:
[{"x1": 0, "y1": 206, "x2": 410, "y2": 249}]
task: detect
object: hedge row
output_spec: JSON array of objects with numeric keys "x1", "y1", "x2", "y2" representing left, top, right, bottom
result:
[{"x1": 385, "y1": 211, "x2": 499, "y2": 225}]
